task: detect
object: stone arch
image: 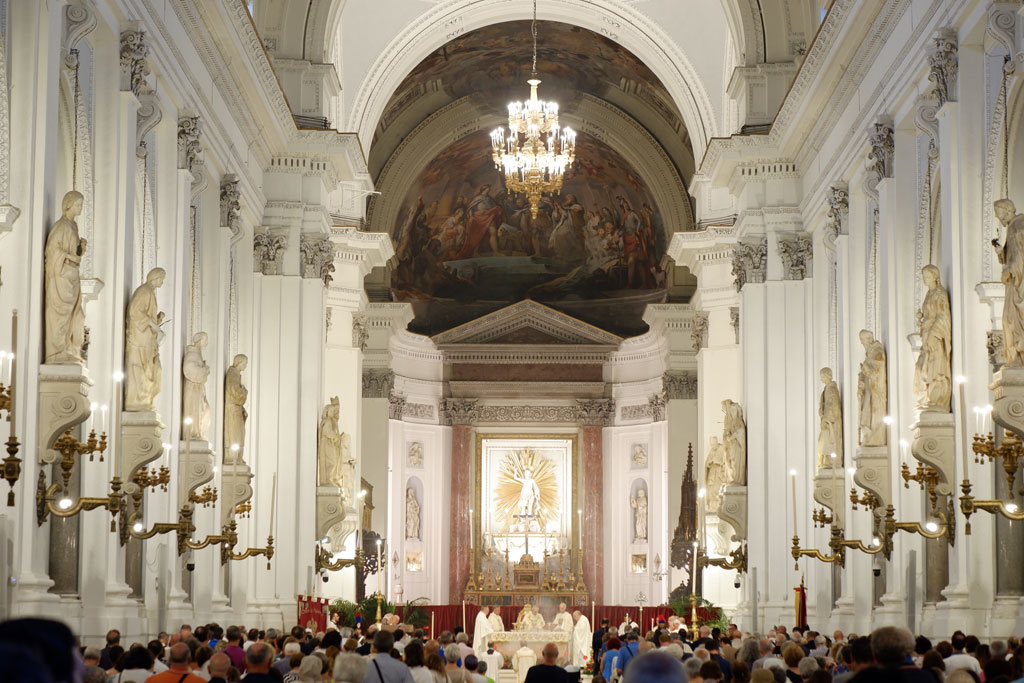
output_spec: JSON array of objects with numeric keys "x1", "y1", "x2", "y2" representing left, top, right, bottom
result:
[{"x1": 345, "y1": 0, "x2": 719, "y2": 161}]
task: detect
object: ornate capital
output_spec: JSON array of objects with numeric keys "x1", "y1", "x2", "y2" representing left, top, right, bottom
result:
[
  {"x1": 388, "y1": 393, "x2": 408, "y2": 420},
  {"x1": 220, "y1": 174, "x2": 241, "y2": 232},
  {"x1": 868, "y1": 121, "x2": 894, "y2": 179},
  {"x1": 663, "y1": 371, "x2": 697, "y2": 400},
  {"x1": 441, "y1": 398, "x2": 479, "y2": 426},
  {"x1": 649, "y1": 393, "x2": 667, "y2": 422},
  {"x1": 825, "y1": 184, "x2": 849, "y2": 248},
  {"x1": 300, "y1": 235, "x2": 336, "y2": 286},
  {"x1": 927, "y1": 30, "x2": 958, "y2": 107},
  {"x1": 988, "y1": 330, "x2": 1005, "y2": 371},
  {"x1": 352, "y1": 313, "x2": 369, "y2": 350},
  {"x1": 119, "y1": 26, "x2": 152, "y2": 97},
  {"x1": 691, "y1": 311, "x2": 709, "y2": 351},
  {"x1": 362, "y1": 369, "x2": 394, "y2": 398},
  {"x1": 253, "y1": 229, "x2": 288, "y2": 275},
  {"x1": 576, "y1": 398, "x2": 614, "y2": 426},
  {"x1": 177, "y1": 115, "x2": 202, "y2": 173},
  {"x1": 777, "y1": 233, "x2": 814, "y2": 280},
  {"x1": 731, "y1": 237, "x2": 767, "y2": 291}
]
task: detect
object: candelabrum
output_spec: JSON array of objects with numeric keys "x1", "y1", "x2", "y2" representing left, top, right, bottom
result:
[
  {"x1": 697, "y1": 542, "x2": 748, "y2": 573},
  {"x1": 0, "y1": 311, "x2": 22, "y2": 505},
  {"x1": 189, "y1": 484, "x2": 218, "y2": 508},
  {"x1": 812, "y1": 507, "x2": 834, "y2": 528},
  {"x1": 315, "y1": 542, "x2": 365, "y2": 572},
  {"x1": 37, "y1": 470, "x2": 124, "y2": 531},
  {"x1": 849, "y1": 486, "x2": 880, "y2": 511},
  {"x1": 901, "y1": 461, "x2": 943, "y2": 509},
  {"x1": 966, "y1": 430, "x2": 1024, "y2": 523},
  {"x1": 791, "y1": 526, "x2": 847, "y2": 569},
  {"x1": 234, "y1": 500, "x2": 252, "y2": 518},
  {"x1": 220, "y1": 520, "x2": 274, "y2": 569},
  {"x1": 135, "y1": 466, "x2": 170, "y2": 493},
  {"x1": 960, "y1": 479, "x2": 1024, "y2": 533}
]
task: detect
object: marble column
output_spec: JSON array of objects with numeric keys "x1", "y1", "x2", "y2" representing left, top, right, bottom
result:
[
  {"x1": 448, "y1": 422, "x2": 472, "y2": 605},
  {"x1": 580, "y1": 422, "x2": 603, "y2": 602}
]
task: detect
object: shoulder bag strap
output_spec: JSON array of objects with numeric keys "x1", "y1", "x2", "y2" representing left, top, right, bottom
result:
[{"x1": 373, "y1": 657, "x2": 388, "y2": 683}]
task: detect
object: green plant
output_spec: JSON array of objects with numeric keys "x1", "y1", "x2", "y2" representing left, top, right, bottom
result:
[
  {"x1": 668, "y1": 593, "x2": 730, "y2": 633},
  {"x1": 330, "y1": 599, "x2": 359, "y2": 627},
  {"x1": 359, "y1": 594, "x2": 394, "y2": 622},
  {"x1": 399, "y1": 599, "x2": 430, "y2": 627}
]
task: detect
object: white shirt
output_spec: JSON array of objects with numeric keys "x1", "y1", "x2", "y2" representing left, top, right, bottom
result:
[
  {"x1": 944, "y1": 653, "x2": 981, "y2": 674},
  {"x1": 409, "y1": 665, "x2": 434, "y2": 683}
]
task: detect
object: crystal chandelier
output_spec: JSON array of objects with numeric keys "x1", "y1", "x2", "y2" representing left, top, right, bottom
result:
[{"x1": 490, "y1": 0, "x2": 576, "y2": 219}]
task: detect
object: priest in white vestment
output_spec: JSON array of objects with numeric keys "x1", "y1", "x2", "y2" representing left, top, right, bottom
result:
[
  {"x1": 487, "y1": 609, "x2": 505, "y2": 633},
  {"x1": 512, "y1": 644, "x2": 537, "y2": 683},
  {"x1": 571, "y1": 611, "x2": 592, "y2": 667},
  {"x1": 552, "y1": 602, "x2": 573, "y2": 632},
  {"x1": 473, "y1": 607, "x2": 495, "y2": 655},
  {"x1": 516, "y1": 604, "x2": 546, "y2": 631}
]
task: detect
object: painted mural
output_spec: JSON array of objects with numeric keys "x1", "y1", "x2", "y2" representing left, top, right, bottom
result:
[{"x1": 390, "y1": 131, "x2": 667, "y2": 336}]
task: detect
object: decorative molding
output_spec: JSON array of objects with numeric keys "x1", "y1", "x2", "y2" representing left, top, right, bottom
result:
[
  {"x1": 914, "y1": 98, "x2": 939, "y2": 151},
  {"x1": 253, "y1": 229, "x2": 287, "y2": 275},
  {"x1": 730, "y1": 306, "x2": 740, "y2": 344},
  {"x1": 927, "y1": 30, "x2": 957, "y2": 106},
  {"x1": 62, "y1": 2, "x2": 96, "y2": 69},
  {"x1": 37, "y1": 365, "x2": 94, "y2": 463},
  {"x1": 476, "y1": 405, "x2": 581, "y2": 423},
  {"x1": 119, "y1": 25, "x2": 152, "y2": 98},
  {"x1": 177, "y1": 115, "x2": 202, "y2": 173},
  {"x1": 404, "y1": 403, "x2": 435, "y2": 420},
  {"x1": 988, "y1": 330, "x2": 1005, "y2": 371},
  {"x1": 135, "y1": 92, "x2": 162, "y2": 158},
  {"x1": 868, "y1": 121, "x2": 895, "y2": 179},
  {"x1": 577, "y1": 399, "x2": 614, "y2": 426},
  {"x1": 388, "y1": 393, "x2": 408, "y2": 420},
  {"x1": 219, "y1": 174, "x2": 241, "y2": 235},
  {"x1": 731, "y1": 237, "x2": 768, "y2": 291},
  {"x1": 432, "y1": 299, "x2": 622, "y2": 347},
  {"x1": 777, "y1": 233, "x2": 814, "y2": 280},
  {"x1": 621, "y1": 404, "x2": 650, "y2": 421},
  {"x1": 650, "y1": 393, "x2": 667, "y2": 422},
  {"x1": 120, "y1": 411, "x2": 166, "y2": 495},
  {"x1": 986, "y1": 4, "x2": 1017, "y2": 70},
  {"x1": 663, "y1": 371, "x2": 698, "y2": 400},
  {"x1": 691, "y1": 311, "x2": 709, "y2": 351},
  {"x1": 299, "y1": 234, "x2": 336, "y2": 286},
  {"x1": 351, "y1": 313, "x2": 369, "y2": 350},
  {"x1": 825, "y1": 184, "x2": 849, "y2": 248},
  {"x1": 718, "y1": 485, "x2": 748, "y2": 542},
  {"x1": 361, "y1": 369, "x2": 394, "y2": 398},
  {"x1": 441, "y1": 398, "x2": 479, "y2": 426}
]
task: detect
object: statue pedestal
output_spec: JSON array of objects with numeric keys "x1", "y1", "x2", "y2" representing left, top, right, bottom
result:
[
  {"x1": 179, "y1": 438, "x2": 214, "y2": 505},
  {"x1": 813, "y1": 469, "x2": 846, "y2": 529},
  {"x1": 121, "y1": 410, "x2": 166, "y2": 493},
  {"x1": 221, "y1": 462, "x2": 254, "y2": 527},
  {"x1": 854, "y1": 445, "x2": 892, "y2": 515},
  {"x1": 316, "y1": 485, "x2": 354, "y2": 542},
  {"x1": 910, "y1": 411, "x2": 955, "y2": 496},
  {"x1": 37, "y1": 364, "x2": 93, "y2": 462},
  {"x1": 992, "y1": 367, "x2": 1024, "y2": 436},
  {"x1": 718, "y1": 486, "x2": 748, "y2": 541}
]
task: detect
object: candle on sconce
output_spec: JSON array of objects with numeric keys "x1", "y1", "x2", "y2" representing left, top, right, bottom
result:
[
  {"x1": 183, "y1": 417, "x2": 193, "y2": 506},
  {"x1": 697, "y1": 488, "x2": 706, "y2": 548},
  {"x1": 956, "y1": 377, "x2": 968, "y2": 478},
  {"x1": 984, "y1": 405, "x2": 993, "y2": 435},
  {"x1": 269, "y1": 472, "x2": 278, "y2": 537},
  {"x1": 112, "y1": 371, "x2": 124, "y2": 469},
  {"x1": 899, "y1": 439, "x2": 908, "y2": 464},
  {"x1": 974, "y1": 406, "x2": 982, "y2": 436},
  {"x1": 469, "y1": 508, "x2": 474, "y2": 550},
  {"x1": 88, "y1": 402, "x2": 98, "y2": 434},
  {"x1": 790, "y1": 470, "x2": 798, "y2": 533},
  {"x1": 8, "y1": 311, "x2": 16, "y2": 437},
  {"x1": 0, "y1": 351, "x2": 7, "y2": 386},
  {"x1": 100, "y1": 404, "x2": 108, "y2": 435},
  {"x1": 577, "y1": 508, "x2": 582, "y2": 549}
]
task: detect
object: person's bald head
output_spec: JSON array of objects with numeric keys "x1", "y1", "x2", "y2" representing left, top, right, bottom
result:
[
  {"x1": 246, "y1": 642, "x2": 273, "y2": 673},
  {"x1": 208, "y1": 652, "x2": 230, "y2": 677},
  {"x1": 168, "y1": 642, "x2": 192, "y2": 671},
  {"x1": 542, "y1": 643, "x2": 559, "y2": 663}
]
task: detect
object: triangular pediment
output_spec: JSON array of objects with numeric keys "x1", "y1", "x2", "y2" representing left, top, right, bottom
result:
[{"x1": 431, "y1": 300, "x2": 623, "y2": 346}]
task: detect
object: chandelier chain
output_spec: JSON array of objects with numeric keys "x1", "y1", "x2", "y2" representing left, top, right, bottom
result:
[{"x1": 531, "y1": 0, "x2": 538, "y2": 77}]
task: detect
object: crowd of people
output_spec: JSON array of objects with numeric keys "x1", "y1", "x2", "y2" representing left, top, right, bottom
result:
[{"x1": 3, "y1": 616, "x2": 1024, "y2": 683}]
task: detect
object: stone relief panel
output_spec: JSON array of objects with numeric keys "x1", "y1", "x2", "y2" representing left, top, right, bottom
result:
[{"x1": 407, "y1": 441, "x2": 424, "y2": 468}]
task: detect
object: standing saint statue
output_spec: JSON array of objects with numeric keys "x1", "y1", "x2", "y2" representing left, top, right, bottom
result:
[
  {"x1": 722, "y1": 399, "x2": 747, "y2": 485},
  {"x1": 405, "y1": 487, "x2": 420, "y2": 540},
  {"x1": 124, "y1": 267, "x2": 166, "y2": 411},
  {"x1": 995, "y1": 198, "x2": 1024, "y2": 366},
  {"x1": 816, "y1": 367, "x2": 843, "y2": 469},
  {"x1": 514, "y1": 468, "x2": 542, "y2": 520},
  {"x1": 318, "y1": 397, "x2": 354, "y2": 502},
  {"x1": 44, "y1": 191, "x2": 87, "y2": 364},
  {"x1": 857, "y1": 329, "x2": 888, "y2": 446},
  {"x1": 630, "y1": 487, "x2": 648, "y2": 541},
  {"x1": 704, "y1": 435, "x2": 730, "y2": 512},
  {"x1": 914, "y1": 265, "x2": 952, "y2": 411},
  {"x1": 223, "y1": 354, "x2": 249, "y2": 462},
  {"x1": 182, "y1": 331, "x2": 211, "y2": 439}
]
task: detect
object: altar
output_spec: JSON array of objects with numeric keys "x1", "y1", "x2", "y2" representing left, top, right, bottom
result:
[{"x1": 489, "y1": 630, "x2": 572, "y2": 667}]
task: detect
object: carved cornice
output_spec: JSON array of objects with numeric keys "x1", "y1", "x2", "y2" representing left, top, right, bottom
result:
[
  {"x1": 441, "y1": 398, "x2": 479, "y2": 426},
  {"x1": 220, "y1": 174, "x2": 241, "y2": 233},
  {"x1": 253, "y1": 228, "x2": 287, "y2": 275},
  {"x1": 777, "y1": 233, "x2": 814, "y2": 280},
  {"x1": 477, "y1": 405, "x2": 580, "y2": 424},
  {"x1": 119, "y1": 25, "x2": 152, "y2": 98},
  {"x1": 177, "y1": 115, "x2": 202, "y2": 173},
  {"x1": 927, "y1": 30, "x2": 957, "y2": 107},
  {"x1": 731, "y1": 237, "x2": 767, "y2": 291},
  {"x1": 691, "y1": 311, "x2": 709, "y2": 351},
  {"x1": 868, "y1": 121, "x2": 894, "y2": 179},
  {"x1": 299, "y1": 234, "x2": 336, "y2": 286},
  {"x1": 362, "y1": 369, "x2": 394, "y2": 398},
  {"x1": 576, "y1": 399, "x2": 614, "y2": 426},
  {"x1": 663, "y1": 371, "x2": 698, "y2": 400}
]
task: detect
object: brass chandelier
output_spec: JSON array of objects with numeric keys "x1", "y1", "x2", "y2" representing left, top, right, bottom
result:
[{"x1": 490, "y1": 0, "x2": 576, "y2": 219}]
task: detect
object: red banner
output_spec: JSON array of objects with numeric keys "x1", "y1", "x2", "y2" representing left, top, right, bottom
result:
[{"x1": 298, "y1": 595, "x2": 330, "y2": 633}]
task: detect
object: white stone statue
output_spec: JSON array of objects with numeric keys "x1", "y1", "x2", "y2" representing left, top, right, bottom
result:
[
  {"x1": 571, "y1": 611, "x2": 592, "y2": 667},
  {"x1": 124, "y1": 267, "x2": 166, "y2": 411},
  {"x1": 630, "y1": 487, "x2": 648, "y2": 542},
  {"x1": 44, "y1": 191, "x2": 87, "y2": 364},
  {"x1": 408, "y1": 441, "x2": 423, "y2": 467},
  {"x1": 914, "y1": 265, "x2": 952, "y2": 412},
  {"x1": 631, "y1": 443, "x2": 648, "y2": 467},
  {"x1": 318, "y1": 397, "x2": 346, "y2": 489},
  {"x1": 552, "y1": 602, "x2": 573, "y2": 632},
  {"x1": 405, "y1": 486, "x2": 420, "y2": 540},
  {"x1": 722, "y1": 399, "x2": 747, "y2": 485},
  {"x1": 514, "y1": 467, "x2": 542, "y2": 520},
  {"x1": 995, "y1": 199, "x2": 1024, "y2": 367},
  {"x1": 223, "y1": 354, "x2": 249, "y2": 463},
  {"x1": 704, "y1": 435, "x2": 730, "y2": 512},
  {"x1": 182, "y1": 331, "x2": 211, "y2": 439},
  {"x1": 816, "y1": 367, "x2": 843, "y2": 469},
  {"x1": 857, "y1": 329, "x2": 888, "y2": 446}
]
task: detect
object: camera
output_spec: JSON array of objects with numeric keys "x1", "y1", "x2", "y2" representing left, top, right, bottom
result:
[
  {"x1": 185, "y1": 551, "x2": 195, "y2": 573},
  {"x1": 734, "y1": 578, "x2": 741, "y2": 589},
  {"x1": 872, "y1": 556, "x2": 882, "y2": 577},
  {"x1": 322, "y1": 574, "x2": 329, "y2": 583}
]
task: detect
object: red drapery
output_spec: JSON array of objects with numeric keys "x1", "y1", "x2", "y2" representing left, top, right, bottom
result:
[{"x1": 395, "y1": 605, "x2": 683, "y2": 639}]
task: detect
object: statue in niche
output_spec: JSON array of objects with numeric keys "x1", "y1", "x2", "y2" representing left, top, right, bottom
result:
[
  {"x1": 182, "y1": 331, "x2": 211, "y2": 439},
  {"x1": 816, "y1": 367, "x2": 843, "y2": 469},
  {"x1": 124, "y1": 267, "x2": 166, "y2": 411},
  {"x1": 223, "y1": 354, "x2": 249, "y2": 463},
  {"x1": 994, "y1": 198, "x2": 1024, "y2": 367},
  {"x1": 44, "y1": 191, "x2": 87, "y2": 364},
  {"x1": 630, "y1": 487, "x2": 648, "y2": 542},
  {"x1": 318, "y1": 397, "x2": 354, "y2": 501},
  {"x1": 722, "y1": 399, "x2": 747, "y2": 485},
  {"x1": 914, "y1": 265, "x2": 952, "y2": 412},
  {"x1": 405, "y1": 487, "x2": 420, "y2": 540},
  {"x1": 514, "y1": 468, "x2": 542, "y2": 520},
  {"x1": 704, "y1": 435, "x2": 730, "y2": 512},
  {"x1": 857, "y1": 329, "x2": 888, "y2": 446},
  {"x1": 408, "y1": 442, "x2": 423, "y2": 467},
  {"x1": 631, "y1": 444, "x2": 648, "y2": 468}
]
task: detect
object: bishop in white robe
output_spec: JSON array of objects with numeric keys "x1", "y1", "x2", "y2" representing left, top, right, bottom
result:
[{"x1": 552, "y1": 603, "x2": 574, "y2": 632}]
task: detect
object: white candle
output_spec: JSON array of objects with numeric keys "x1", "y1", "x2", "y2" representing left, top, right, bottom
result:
[
  {"x1": 183, "y1": 417, "x2": 193, "y2": 506},
  {"x1": 269, "y1": 472, "x2": 278, "y2": 535},
  {"x1": 957, "y1": 377, "x2": 968, "y2": 478},
  {"x1": 985, "y1": 405, "x2": 993, "y2": 434},
  {"x1": 0, "y1": 351, "x2": 7, "y2": 385},
  {"x1": 577, "y1": 509, "x2": 583, "y2": 549},
  {"x1": 8, "y1": 312, "x2": 15, "y2": 438},
  {"x1": 112, "y1": 371, "x2": 123, "y2": 469},
  {"x1": 470, "y1": 508, "x2": 474, "y2": 550},
  {"x1": 790, "y1": 470, "x2": 798, "y2": 534},
  {"x1": 899, "y1": 439, "x2": 908, "y2": 464},
  {"x1": 89, "y1": 402, "x2": 97, "y2": 434},
  {"x1": 100, "y1": 404, "x2": 108, "y2": 434},
  {"x1": 974, "y1": 406, "x2": 981, "y2": 435}
]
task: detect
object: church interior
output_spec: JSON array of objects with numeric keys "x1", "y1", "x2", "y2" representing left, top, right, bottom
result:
[{"x1": 3, "y1": 0, "x2": 1024, "y2": 666}]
